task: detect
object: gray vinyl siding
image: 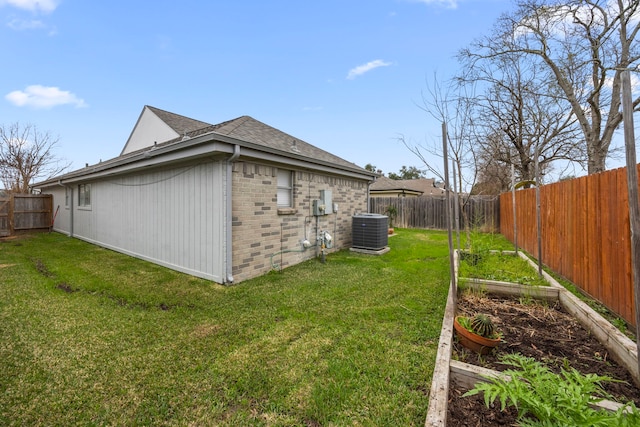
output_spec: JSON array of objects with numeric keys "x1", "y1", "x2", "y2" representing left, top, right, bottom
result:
[
  {"x1": 67, "y1": 160, "x2": 226, "y2": 282},
  {"x1": 47, "y1": 187, "x2": 71, "y2": 234}
]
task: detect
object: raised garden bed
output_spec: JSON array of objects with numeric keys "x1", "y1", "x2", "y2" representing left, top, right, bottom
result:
[{"x1": 425, "y1": 250, "x2": 639, "y2": 426}]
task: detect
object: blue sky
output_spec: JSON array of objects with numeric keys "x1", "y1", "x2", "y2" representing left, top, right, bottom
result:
[{"x1": 1, "y1": 0, "x2": 511, "y2": 177}]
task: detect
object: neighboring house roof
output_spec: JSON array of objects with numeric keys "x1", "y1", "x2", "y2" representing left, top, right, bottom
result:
[
  {"x1": 370, "y1": 176, "x2": 445, "y2": 196},
  {"x1": 35, "y1": 106, "x2": 375, "y2": 187}
]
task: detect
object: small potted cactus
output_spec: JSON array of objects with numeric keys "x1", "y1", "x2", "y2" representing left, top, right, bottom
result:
[{"x1": 454, "y1": 313, "x2": 501, "y2": 355}]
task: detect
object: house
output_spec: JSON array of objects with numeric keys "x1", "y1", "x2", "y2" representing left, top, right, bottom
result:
[
  {"x1": 35, "y1": 106, "x2": 377, "y2": 284},
  {"x1": 369, "y1": 176, "x2": 444, "y2": 198}
]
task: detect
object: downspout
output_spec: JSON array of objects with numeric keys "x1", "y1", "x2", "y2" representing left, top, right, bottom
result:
[
  {"x1": 57, "y1": 180, "x2": 73, "y2": 237},
  {"x1": 225, "y1": 145, "x2": 240, "y2": 284}
]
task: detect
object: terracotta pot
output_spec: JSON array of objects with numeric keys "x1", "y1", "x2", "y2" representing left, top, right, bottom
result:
[{"x1": 454, "y1": 316, "x2": 500, "y2": 355}]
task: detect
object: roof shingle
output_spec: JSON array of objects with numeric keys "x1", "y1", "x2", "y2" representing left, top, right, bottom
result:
[{"x1": 146, "y1": 105, "x2": 212, "y2": 135}]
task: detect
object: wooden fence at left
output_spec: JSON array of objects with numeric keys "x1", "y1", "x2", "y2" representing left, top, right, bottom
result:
[{"x1": 0, "y1": 194, "x2": 53, "y2": 237}]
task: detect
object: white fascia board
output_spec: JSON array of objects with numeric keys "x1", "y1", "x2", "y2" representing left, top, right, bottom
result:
[
  {"x1": 47, "y1": 140, "x2": 233, "y2": 185},
  {"x1": 208, "y1": 132, "x2": 376, "y2": 181},
  {"x1": 39, "y1": 131, "x2": 376, "y2": 187},
  {"x1": 238, "y1": 146, "x2": 374, "y2": 180}
]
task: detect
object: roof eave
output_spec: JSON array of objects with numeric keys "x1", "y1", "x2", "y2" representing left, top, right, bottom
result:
[
  {"x1": 208, "y1": 131, "x2": 375, "y2": 180},
  {"x1": 36, "y1": 131, "x2": 376, "y2": 187}
]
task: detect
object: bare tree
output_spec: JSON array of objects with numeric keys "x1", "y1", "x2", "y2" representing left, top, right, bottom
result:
[
  {"x1": 399, "y1": 74, "x2": 483, "y2": 247},
  {"x1": 462, "y1": 0, "x2": 640, "y2": 174},
  {"x1": 0, "y1": 123, "x2": 70, "y2": 193},
  {"x1": 459, "y1": 48, "x2": 583, "y2": 184},
  {"x1": 471, "y1": 150, "x2": 513, "y2": 195},
  {"x1": 400, "y1": 74, "x2": 479, "y2": 194}
]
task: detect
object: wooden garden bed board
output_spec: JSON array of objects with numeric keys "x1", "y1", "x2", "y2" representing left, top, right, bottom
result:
[
  {"x1": 516, "y1": 251, "x2": 639, "y2": 384},
  {"x1": 424, "y1": 250, "x2": 459, "y2": 427},
  {"x1": 424, "y1": 280, "x2": 456, "y2": 427},
  {"x1": 461, "y1": 276, "x2": 638, "y2": 385},
  {"x1": 459, "y1": 278, "x2": 559, "y2": 301},
  {"x1": 558, "y1": 289, "x2": 639, "y2": 385},
  {"x1": 449, "y1": 359, "x2": 507, "y2": 390},
  {"x1": 424, "y1": 250, "x2": 639, "y2": 426}
]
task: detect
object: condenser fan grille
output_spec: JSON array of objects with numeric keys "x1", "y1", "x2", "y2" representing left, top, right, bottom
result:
[{"x1": 352, "y1": 214, "x2": 388, "y2": 250}]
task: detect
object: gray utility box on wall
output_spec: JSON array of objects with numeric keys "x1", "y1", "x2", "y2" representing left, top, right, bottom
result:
[
  {"x1": 352, "y1": 213, "x2": 388, "y2": 250},
  {"x1": 312, "y1": 190, "x2": 333, "y2": 216}
]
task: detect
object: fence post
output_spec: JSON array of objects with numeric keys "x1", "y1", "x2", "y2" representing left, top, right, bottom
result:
[
  {"x1": 621, "y1": 69, "x2": 640, "y2": 374},
  {"x1": 9, "y1": 195, "x2": 14, "y2": 235}
]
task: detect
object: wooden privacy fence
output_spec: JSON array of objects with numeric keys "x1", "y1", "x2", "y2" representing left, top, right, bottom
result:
[
  {"x1": 500, "y1": 165, "x2": 639, "y2": 327},
  {"x1": 370, "y1": 195, "x2": 500, "y2": 232},
  {"x1": 0, "y1": 194, "x2": 53, "y2": 237}
]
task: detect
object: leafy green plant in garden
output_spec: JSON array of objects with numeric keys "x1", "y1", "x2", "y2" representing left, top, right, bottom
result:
[
  {"x1": 459, "y1": 252, "x2": 549, "y2": 287},
  {"x1": 384, "y1": 205, "x2": 398, "y2": 228},
  {"x1": 462, "y1": 230, "x2": 512, "y2": 253},
  {"x1": 464, "y1": 353, "x2": 640, "y2": 426}
]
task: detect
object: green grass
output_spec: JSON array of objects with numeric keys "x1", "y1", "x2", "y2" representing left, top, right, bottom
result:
[
  {"x1": 455, "y1": 232, "x2": 547, "y2": 286},
  {"x1": 0, "y1": 228, "x2": 453, "y2": 426},
  {"x1": 458, "y1": 251, "x2": 549, "y2": 287}
]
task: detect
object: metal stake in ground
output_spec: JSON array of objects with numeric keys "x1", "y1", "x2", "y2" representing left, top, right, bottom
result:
[{"x1": 442, "y1": 122, "x2": 456, "y2": 299}]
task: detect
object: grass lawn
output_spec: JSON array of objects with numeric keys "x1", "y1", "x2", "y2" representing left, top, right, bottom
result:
[{"x1": 0, "y1": 229, "x2": 509, "y2": 426}]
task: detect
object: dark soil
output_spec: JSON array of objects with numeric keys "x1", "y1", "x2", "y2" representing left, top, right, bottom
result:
[
  {"x1": 32, "y1": 257, "x2": 53, "y2": 277},
  {"x1": 447, "y1": 293, "x2": 640, "y2": 427},
  {"x1": 56, "y1": 282, "x2": 77, "y2": 293}
]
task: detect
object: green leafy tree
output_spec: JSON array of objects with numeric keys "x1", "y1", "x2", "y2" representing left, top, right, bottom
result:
[
  {"x1": 364, "y1": 163, "x2": 381, "y2": 174},
  {"x1": 388, "y1": 166, "x2": 426, "y2": 180}
]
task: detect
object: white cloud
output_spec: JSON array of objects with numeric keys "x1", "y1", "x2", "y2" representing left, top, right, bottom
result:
[
  {"x1": 5, "y1": 85, "x2": 87, "y2": 109},
  {"x1": 7, "y1": 18, "x2": 44, "y2": 30},
  {"x1": 409, "y1": 0, "x2": 458, "y2": 9},
  {"x1": 347, "y1": 60, "x2": 392, "y2": 80},
  {"x1": 0, "y1": 0, "x2": 59, "y2": 13},
  {"x1": 7, "y1": 18, "x2": 56, "y2": 34}
]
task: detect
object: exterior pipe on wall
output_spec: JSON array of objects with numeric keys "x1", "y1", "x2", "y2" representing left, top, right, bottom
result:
[
  {"x1": 224, "y1": 144, "x2": 241, "y2": 284},
  {"x1": 56, "y1": 180, "x2": 73, "y2": 237},
  {"x1": 367, "y1": 179, "x2": 374, "y2": 213}
]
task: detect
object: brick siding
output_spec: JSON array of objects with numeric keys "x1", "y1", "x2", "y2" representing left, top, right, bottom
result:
[{"x1": 231, "y1": 161, "x2": 370, "y2": 282}]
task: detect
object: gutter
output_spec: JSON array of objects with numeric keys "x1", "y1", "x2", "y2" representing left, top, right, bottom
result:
[
  {"x1": 35, "y1": 130, "x2": 376, "y2": 189},
  {"x1": 224, "y1": 144, "x2": 240, "y2": 284}
]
